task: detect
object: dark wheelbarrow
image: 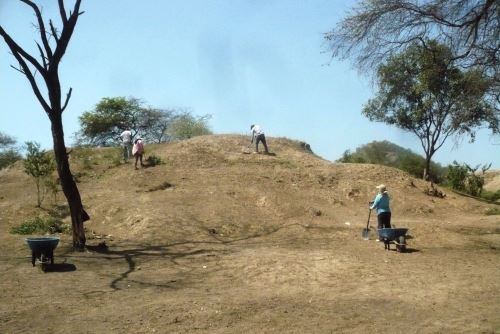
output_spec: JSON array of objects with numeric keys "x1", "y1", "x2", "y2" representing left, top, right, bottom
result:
[
  {"x1": 377, "y1": 228, "x2": 408, "y2": 252},
  {"x1": 26, "y1": 237, "x2": 60, "y2": 270}
]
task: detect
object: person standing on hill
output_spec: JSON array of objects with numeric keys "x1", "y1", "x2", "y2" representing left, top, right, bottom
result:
[
  {"x1": 120, "y1": 129, "x2": 133, "y2": 161},
  {"x1": 370, "y1": 184, "x2": 392, "y2": 232},
  {"x1": 250, "y1": 124, "x2": 269, "y2": 154},
  {"x1": 132, "y1": 137, "x2": 145, "y2": 169}
]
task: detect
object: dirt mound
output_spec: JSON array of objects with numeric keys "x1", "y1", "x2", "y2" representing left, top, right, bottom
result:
[
  {"x1": 0, "y1": 135, "x2": 498, "y2": 333},
  {"x1": 484, "y1": 170, "x2": 500, "y2": 191}
]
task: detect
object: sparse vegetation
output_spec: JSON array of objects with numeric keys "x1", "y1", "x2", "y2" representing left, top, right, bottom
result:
[
  {"x1": 145, "y1": 154, "x2": 164, "y2": 167},
  {"x1": 23, "y1": 142, "x2": 55, "y2": 207},
  {"x1": 10, "y1": 216, "x2": 69, "y2": 235},
  {"x1": 72, "y1": 146, "x2": 96, "y2": 170},
  {"x1": 338, "y1": 141, "x2": 446, "y2": 182},
  {"x1": 481, "y1": 190, "x2": 500, "y2": 203},
  {"x1": 485, "y1": 208, "x2": 500, "y2": 216},
  {"x1": 446, "y1": 161, "x2": 491, "y2": 197},
  {"x1": 166, "y1": 112, "x2": 212, "y2": 140}
]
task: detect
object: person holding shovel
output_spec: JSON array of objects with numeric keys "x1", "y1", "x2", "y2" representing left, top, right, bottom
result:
[
  {"x1": 132, "y1": 137, "x2": 145, "y2": 169},
  {"x1": 250, "y1": 124, "x2": 269, "y2": 154},
  {"x1": 370, "y1": 184, "x2": 391, "y2": 232}
]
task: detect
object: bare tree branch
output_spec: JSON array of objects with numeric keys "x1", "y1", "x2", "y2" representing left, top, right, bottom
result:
[
  {"x1": 0, "y1": 27, "x2": 45, "y2": 75},
  {"x1": 52, "y1": 0, "x2": 82, "y2": 66},
  {"x1": 49, "y1": 19, "x2": 59, "y2": 42},
  {"x1": 35, "y1": 41, "x2": 48, "y2": 69},
  {"x1": 19, "y1": 0, "x2": 53, "y2": 59},
  {"x1": 62, "y1": 87, "x2": 73, "y2": 112},
  {"x1": 58, "y1": 0, "x2": 68, "y2": 23}
]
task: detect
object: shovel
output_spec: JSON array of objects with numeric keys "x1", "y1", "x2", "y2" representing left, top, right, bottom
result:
[
  {"x1": 242, "y1": 144, "x2": 252, "y2": 154},
  {"x1": 362, "y1": 208, "x2": 372, "y2": 240}
]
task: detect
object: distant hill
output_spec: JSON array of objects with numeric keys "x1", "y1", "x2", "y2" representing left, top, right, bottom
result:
[{"x1": 338, "y1": 140, "x2": 447, "y2": 181}]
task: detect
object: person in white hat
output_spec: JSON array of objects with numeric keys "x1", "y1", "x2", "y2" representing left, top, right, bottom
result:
[
  {"x1": 370, "y1": 184, "x2": 391, "y2": 231},
  {"x1": 132, "y1": 137, "x2": 145, "y2": 169}
]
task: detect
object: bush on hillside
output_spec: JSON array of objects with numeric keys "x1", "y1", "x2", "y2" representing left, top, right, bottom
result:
[
  {"x1": 10, "y1": 216, "x2": 69, "y2": 235},
  {"x1": 23, "y1": 142, "x2": 56, "y2": 208},
  {"x1": 445, "y1": 161, "x2": 490, "y2": 197},
  {"x1": 145, "y1": 154, "x2": 164, "y2": 166},
  {"x1": 481, "y1": 190, "x2": 500, "y2": 202}
]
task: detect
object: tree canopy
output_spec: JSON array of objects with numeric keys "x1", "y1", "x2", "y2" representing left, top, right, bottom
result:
[
  {"x1": 0, "y1": 132, "x2": 16, "y2": 148},
  {"x1": 325, "y1": 0, "x2": 499, "y2": 109},
  {"x1": 363, "y1": 41, "x2": 497, "y2": 179},
  {"x1": 77, "y1": 97, "x2": 212, "y2": 145}
]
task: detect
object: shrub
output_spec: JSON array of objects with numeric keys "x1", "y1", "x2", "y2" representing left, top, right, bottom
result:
[
  {"x1": 485, "y1": 208, "x2": 500, "y2": 216},
  {"x1": 10, "y1": 216, "x2": 69, "y2": 235},
  {"x1": 145, "y1": 154, "x2": 164, "y2": 166},
  {"x1": 481, "y1": 190, "x2": 500, "y2": 202},
  {"x1": 446, "y1": 161, "x2": 490, "y2": 197},
  {"x1": 23, "y1": 142, "x2": 55, "y2": 207}
]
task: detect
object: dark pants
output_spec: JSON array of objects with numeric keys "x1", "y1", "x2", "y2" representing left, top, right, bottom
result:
[
  {"x1": 256, "y1": 134, "x2": 269, "y2": 153},
  {"x1": 377, "y1": 212, "x2": 391, "y2": 229}
]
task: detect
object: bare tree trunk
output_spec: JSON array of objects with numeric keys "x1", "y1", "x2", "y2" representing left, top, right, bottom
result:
[
  {"x1": 423, "y1": 155, "x2": 432, "y2": 181},
  {"x1": 50, "y1": 113, "x2": 87, "y2": 250},
  {"x1": 0, "y1": 0, "x2": 86, "y2": 250}
]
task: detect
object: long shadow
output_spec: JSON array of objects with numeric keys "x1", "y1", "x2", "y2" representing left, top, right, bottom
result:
[
  {"x1": 81, "y1": 222, "x2": 298, "y2": 291},
  {"x1": 42, "y1": 263, "x2": 77, "y2": 272}
]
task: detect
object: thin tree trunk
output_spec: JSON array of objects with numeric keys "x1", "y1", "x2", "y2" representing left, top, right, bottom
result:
[
  {"x1": 423, "y1": 155, "x2": 432, "y2": 181},
  {"x1": 51, "y1": 113, "x2": 87, "y2": 250}
]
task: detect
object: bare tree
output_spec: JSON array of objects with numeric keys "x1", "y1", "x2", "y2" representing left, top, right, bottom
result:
[
  {"x1": 325, "y1": 0, "x2": 499, "y2": 107},
  {"x1": 0, "y1": 0, "x2": 88, "y2": 250}
]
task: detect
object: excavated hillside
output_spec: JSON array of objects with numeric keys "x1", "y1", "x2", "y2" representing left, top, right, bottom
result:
[{"x1": 0, "y1": 135, "x2": 498, "y2": 334}]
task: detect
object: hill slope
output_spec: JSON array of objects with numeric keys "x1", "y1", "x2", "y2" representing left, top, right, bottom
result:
[{"x1": 0, "y1": 135, "x2": 498, "y2": 333}]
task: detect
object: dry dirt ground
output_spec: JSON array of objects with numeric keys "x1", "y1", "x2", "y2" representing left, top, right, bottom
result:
[{"x1": 0, "y1": 135, "x2": 499, "y2": 334}]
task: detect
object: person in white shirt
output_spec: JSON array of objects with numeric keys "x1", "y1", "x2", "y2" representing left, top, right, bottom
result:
[
  {"x1": 120, "y1": 129, "x2": 133, "y2": 161},
  {"x1": 250, "y1": 124, "x2": 269, "y2": 154}
]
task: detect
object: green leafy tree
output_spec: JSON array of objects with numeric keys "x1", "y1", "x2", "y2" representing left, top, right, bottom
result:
[
  {"x1": 23, "y1": 142, "x2": 55, "y2": 208},
  {"x1": 78, "y1": 97, "x2": 144, "y2": 145},
  {"x1": 362, "y1": 41, "x2": 497, "y2": 180},
  {"x1": 78, "y1": 97, "x2": 183, "y2": 145}
]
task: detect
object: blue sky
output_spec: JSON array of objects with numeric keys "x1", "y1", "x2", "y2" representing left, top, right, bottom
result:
[{"x1": 1, "y1": 0, "x2": 499, "y2": 168}]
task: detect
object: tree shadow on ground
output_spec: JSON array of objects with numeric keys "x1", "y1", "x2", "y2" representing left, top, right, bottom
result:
[{"x1": 82, "y1": 222, "x2": 299, "y2": 291}]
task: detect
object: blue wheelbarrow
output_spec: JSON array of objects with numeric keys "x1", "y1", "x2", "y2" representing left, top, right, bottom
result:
[
  {"x1": 377, "y1": 228, "x2": 408, "y2": 252},
  {"x1": 26, "y1": 237, "x2": 60, "y2": 269}
]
